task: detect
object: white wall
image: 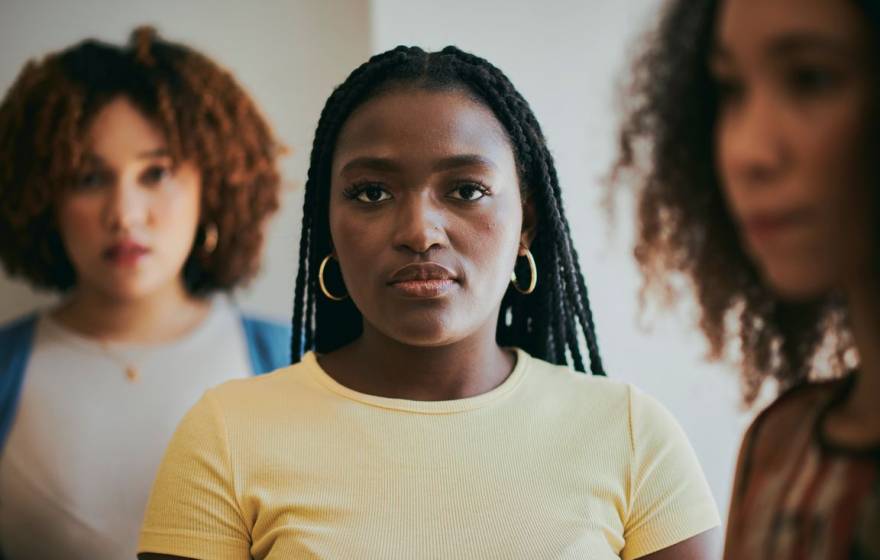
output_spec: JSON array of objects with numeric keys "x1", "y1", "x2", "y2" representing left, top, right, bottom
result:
[
  {"x1": 0, "y1": 0, "x2": 371, "y2": 323},
  {"x1": 370, "y1": 0, "x2": 752, "y2": 520}
]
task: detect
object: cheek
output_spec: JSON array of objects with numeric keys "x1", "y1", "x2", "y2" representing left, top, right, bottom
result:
[
  {"x1": 328, "y1": 205, "x2": 378, "y2": 286},
  {"x1": 799, "y1": 109, "x2": 874, "y2": 255},
  {"x1": 458, "y1": 203, "x2": 522, "y2": 280},
  {"x1": 714, "y1": 121, "x2": 740, "y2": 209},
  {"x1": 154, "y1": 182, "x2": 201, "y2": 247},
  {"x1": 56, "y1": 198, "x2": 104, "y2": 254}
]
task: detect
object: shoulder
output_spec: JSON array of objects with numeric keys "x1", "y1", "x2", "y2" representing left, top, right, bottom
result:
[
  {"x1": 521, "y1": 352, "x2": 693, "y2": 450},
  {"x1": 204, "y1": 358, "x2": 311, "y2": 410},
  {"x1": 0, "y1": 313, "x2": 39, "y2": 370},
  {"x1": 521, "y1": 352, "x2": 674, "y2": 412},
  {"x1": 239, "y1": 313, "x2": 289, "y2": 335},
  {"x1": 238, "y1": 312, "x2": 291, "y2": 373},
  {"x1": 239, "y1": 313, "x2": 290, "y2": 345},
  {"x1": 750, "y1": 378, "x2": 847, "y2": 440},
  {"x1": 740, "y1": 378, "x2": 849, "y2": 470},
  {"x1": 522, "y1": 352, "x2": 632, "y2": 408},
  {"x1": 520, "y1": 352, "x2": 671, "y2": 442},
  {"x1": 0, "y1": 313, "x2": 39, "y2": 339}
]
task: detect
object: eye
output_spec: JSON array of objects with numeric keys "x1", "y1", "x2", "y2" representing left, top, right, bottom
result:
[
  {"x1": 712, "y1": 73, "x2": 746, "y2": 108},
  {"x1": 73, "y1": 168, "x2": 111, "y2": 191},
  {"x1": 785, "y1": 66, "x2": 839, "y2": 97},
  {"x1": 448, "y1": 182, "x2": 489, "y2": 201},
  {"x1": 141, "y1": 164, "x2": 172, "y2": 186},
  {"x1": 345, "y1": 183, "x2": 392, "y2": 203}
]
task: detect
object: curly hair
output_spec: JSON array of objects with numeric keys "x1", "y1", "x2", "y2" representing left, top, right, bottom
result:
[
  {"x1": 614, "y1": 0, "x2": 877, "y2": 404},
  {"x1": 0, "y1": 26, "x2": 281, "y2": 295},
  {"x1": 291, "y1": 46, "x2": 605, "y2": 376}
]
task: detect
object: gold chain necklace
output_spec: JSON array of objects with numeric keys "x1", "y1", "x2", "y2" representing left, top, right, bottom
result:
[
  {"x1": 97, "y1": 340, "x2": 142, "y2": 382},
  {"x1": 52, "y1": 318, "x2": 143, "y2": 383}
]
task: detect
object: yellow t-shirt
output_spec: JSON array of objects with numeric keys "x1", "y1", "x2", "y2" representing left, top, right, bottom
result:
[{"x1": 139, "y1": 349, "x2": 718, "y2": 559}]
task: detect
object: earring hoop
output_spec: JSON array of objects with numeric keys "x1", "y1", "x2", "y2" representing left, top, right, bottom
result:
[
  {"x1": 319, "y1": 254, "x2": 348, "y2": 301},
  {"x1": 202, "y1": 222, "x2": 219, "y2": 255},
  {"x1": 510, "y1": 246, "x2": 537, "y2": 295}
]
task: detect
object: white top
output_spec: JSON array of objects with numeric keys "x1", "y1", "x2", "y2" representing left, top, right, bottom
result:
[{"x1": 0, "y1": 296, "x2": 253, "y2": 560}]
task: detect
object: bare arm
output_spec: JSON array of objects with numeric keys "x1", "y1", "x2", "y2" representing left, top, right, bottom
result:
[
  {"x1": 138, "y1": 554, "x2": 199, "y2": 560},
  {"x1": 637, "y1": 528, "x2": 722, "y2": 560}
]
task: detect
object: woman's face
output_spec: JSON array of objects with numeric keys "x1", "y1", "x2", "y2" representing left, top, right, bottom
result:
[
  {"x1": 329, "y1": 87, "x2": 530, "y2": 347},
  {"x1": 712, "y1": 0, "x2": 877, "y2": 300},
  {"x1": 57, "y1": 96, "x2": 202, "y2": 302}
]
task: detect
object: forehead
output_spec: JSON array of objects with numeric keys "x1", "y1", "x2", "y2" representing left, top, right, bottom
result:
[
  {"x1": 717, "y1": 0, "x2": 870, "y2": 52},
  {"x1": 332, "y1": 87, "x2": 515, "y2": 172},
  {"x1": 84, "y1": 97, "x2": 165, "y2": 155}
]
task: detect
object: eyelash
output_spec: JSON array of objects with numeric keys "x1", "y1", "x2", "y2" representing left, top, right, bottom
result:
[
  {"x1": 448, "y1": 182, "x2": 491, "y2": 201},
  {"x1": 342, "y1": 181, "x2": 389, "y2": 203},
  {"x1": 342, "y1": 181, "x2": 493, "y2": 203}
]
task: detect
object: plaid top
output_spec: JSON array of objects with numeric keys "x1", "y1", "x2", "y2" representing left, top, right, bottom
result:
[{"x1": 724, "y1": 377, "x2": 880, "y2": 559}]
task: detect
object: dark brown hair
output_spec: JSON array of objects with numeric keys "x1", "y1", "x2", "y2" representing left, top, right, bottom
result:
[
  {"x1": 0, "y1": 26, "x2": 282, "y2": 295},
  {"x1": 614, "y1": 0, "x2": 877, "y2": 404}
]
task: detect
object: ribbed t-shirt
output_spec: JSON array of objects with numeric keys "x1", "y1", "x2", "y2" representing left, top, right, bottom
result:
[{"x1": 139, "y1": 349, "x2": 719, "y2": 559}]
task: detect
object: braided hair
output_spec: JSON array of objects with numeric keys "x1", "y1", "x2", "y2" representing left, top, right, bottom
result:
[{"x1": 291, "y1": 45, "x2": 604, "y2": 376}]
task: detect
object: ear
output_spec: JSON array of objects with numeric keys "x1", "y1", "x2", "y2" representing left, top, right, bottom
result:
[{"x1": 519, "y1": 190, "x2": 538, "y2": 253}]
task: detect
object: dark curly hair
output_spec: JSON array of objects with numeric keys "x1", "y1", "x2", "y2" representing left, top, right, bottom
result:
[
  {"x1": 614, "y1": 0, "x2": 878, "y2": 404},
  {"x1": 0, "y1": 26, "x2": 282, "y2": 295},
  {"x1": 291, "y1": 45, "x2": 605, "y2": 376}
]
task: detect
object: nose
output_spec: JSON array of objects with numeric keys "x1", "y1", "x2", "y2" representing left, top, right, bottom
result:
[
  {"x1": 103, "y1": 178, "x2": 148, "y2": 233},
  {"x1": 718, "y1": 87, "x2": 787, "y2": 189},
  {"x1": 391, "y1": 192, "x2": 448, "y2": 254}
]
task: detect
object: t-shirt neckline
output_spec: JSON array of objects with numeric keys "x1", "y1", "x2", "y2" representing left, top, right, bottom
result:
[
  {"x1": 40, "y1": 295, "x2": 231, "y2": 356},
  {"x1": 301, "y1": 347, "x2": 531, "y2": 414}
]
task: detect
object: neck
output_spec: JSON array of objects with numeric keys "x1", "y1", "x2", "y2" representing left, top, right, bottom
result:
[
  {"x1": 842, "y1": 270, "x2": 880, "y2": 423},
  {"x1": 321, "y1": 317, "x2": 515, "y2": 401},
  {"x1": 53, "y1": 280, "x2": 211, "y2": 344}
]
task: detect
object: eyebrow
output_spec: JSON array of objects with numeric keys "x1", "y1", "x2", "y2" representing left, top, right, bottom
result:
[
  {"x1": 340, "y1": 154, "x2": 498, "y2": 174},
  {"x1": 340, "y1": 156, "x2": 400, "y2": 174},
  {"x1": 432, "y1": 154, "x2": 498, "y2": 172},
  {"x1": 711, "y1": 31, "x2": 856, "y2": 64},
  {"x1": 137, "y1": 148, "x2": 172, "y2": 159},
  {"x1": 81, "y1": 148, "x2": 172, "y2": 163}
]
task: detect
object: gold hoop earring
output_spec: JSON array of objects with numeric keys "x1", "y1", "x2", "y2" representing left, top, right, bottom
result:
[
  {"x1": 202, "y1": 222, "x2": 219, "y2": 255},
  {"x1": 319, "y1": 254, "x2": 348, "y2": 301},
  {"x1": 510, "y1": 246, "x2": 537, "y2": 295}
]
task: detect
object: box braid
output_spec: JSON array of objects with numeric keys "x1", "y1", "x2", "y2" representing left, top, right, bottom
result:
[{"x1": 291, "y1": 45, "x2": 605, "y2": 376}]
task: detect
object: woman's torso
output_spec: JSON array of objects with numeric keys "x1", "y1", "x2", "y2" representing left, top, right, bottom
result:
[
  {"x1": 725, "y1": 378, "x2": 880, "y2": 559},
  {"x1": 0, "y1": 297, "x2": 252, "y2": 560},
  {"x1": 139, "y1": 350, "x2": 719, "y2": 559}
]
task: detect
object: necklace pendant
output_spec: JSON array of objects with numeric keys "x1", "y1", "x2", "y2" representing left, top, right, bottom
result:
[{"x1": 125, "y1": 366, "x2": 140, "y2": 383}]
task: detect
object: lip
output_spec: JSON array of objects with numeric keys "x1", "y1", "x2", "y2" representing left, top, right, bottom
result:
[
  {"x1": 387, "y1": 262, "x2": 458, "y2": 299},
  {"x1": 103, "y1": 240, "x2": 151, "y2": 266},
  {"x1": 741, "y1": 209, "x2": 811, "y2": 242}
]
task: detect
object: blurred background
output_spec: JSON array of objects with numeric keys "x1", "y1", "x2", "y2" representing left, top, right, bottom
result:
[{"x1": 0, "y1": 0, "x2": 751, "y2": 522}]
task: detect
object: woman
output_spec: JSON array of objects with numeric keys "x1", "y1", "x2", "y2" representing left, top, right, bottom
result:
[
  {"x1": 139, "y1": 46, "x2": 719, "y2": 559},
  {"x1": 615, "y1": 0, "x2": 879, "y2": 557},
  {"x1": 0, "y1": 27, "x2": 288, "y2": 559}
]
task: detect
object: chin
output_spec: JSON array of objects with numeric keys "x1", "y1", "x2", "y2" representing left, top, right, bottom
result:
[
  {"x1": 92, "y1": 277, "x2": 171, "y2": 303},
  {"x1": 376, "y1": 315, "x2": 465, "y2": 348},
  {"x1": 761, "y1": 265, "x2": 833, "y2": 303},
  {"x1": 385, "y1": 327, "x2": 458, "y2": 347}
]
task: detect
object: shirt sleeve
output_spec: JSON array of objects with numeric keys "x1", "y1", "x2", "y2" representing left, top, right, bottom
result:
[
  {"x1": 620, "y1": 385, "x2": 721, "y2": 560},
  {"x1": 138, "y1": 390, "x2": 251, "y2": 560}
]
